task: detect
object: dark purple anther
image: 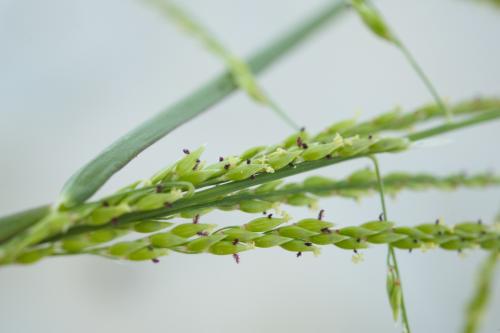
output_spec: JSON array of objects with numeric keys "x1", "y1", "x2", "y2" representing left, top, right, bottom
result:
[{"x1": 232, "y1": 253, "x2": 240, "y2": 264}]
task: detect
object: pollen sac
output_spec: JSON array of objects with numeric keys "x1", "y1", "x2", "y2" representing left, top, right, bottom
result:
[
  {"x1": 169, "y1": 223, "x2": 215, "y2": 238},
  {"x1": 254, "y1": 234, "x2": 291, "y2": 248},
  {"x1": 369, "y1": 137, "x2": 410, "y2": 153},
  {"x1": 134, "y1": 189, "x2": 183, "y2": 211},
  {"x1": 88, "y1": 203, "x2": 131, "y2": 226},
  {"x1": 127, "y1": 246, "x2": 168, "y2": 261},
  {"x1": 244, "y1": 217, "x2": 287, "y2": 232},
  {"x1": 15, "y1": 246, "x2": 54, "y2": 265},
  {"x1": 208, "y1": 241, "x2": 252, "y2": 255},
  {"x1": 240, "y1": 145, "x2": 267, "y2": 161},
  {"x1": 295, "y1": 218, "x2": 334, "y2": 232},
  {"x1": 184, "y1": 234, "x2": 227, "y2": 253},
  {"x1": 134, "y1": 220, "x2": 173, "y2": 233},
  {"x1": 224, "y1": 163, "x2": 267, "y2": 181},
  {"x1": 239, "y1": 200, "x2": 274, "y2": 213},
  {"x1": 175, "y1": 146, "x2": 205, "y2": 177},
  {"x1": 277, "y1": 225, "x2": 317, "y2": 239},
  {"x1": 282, "y1": 131, "x2": 310, "y2": 149},
  {"x1": 280, "y1": 240, "x2": 319, "y2": 254},
  {"x1": 351, "y1": 0, "x2": 394, "y2": 42}
]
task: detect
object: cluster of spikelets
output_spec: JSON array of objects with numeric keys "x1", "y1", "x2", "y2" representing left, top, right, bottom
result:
[
  {"x1": 53, "y1": 97, "x2": 500, "y2": 227},
  {"x1": 16, "y1": 214, "x2": 500, "y2": 265},
  {"x1": 1, "y1": 97, "x2": 499, "y2": 266}
]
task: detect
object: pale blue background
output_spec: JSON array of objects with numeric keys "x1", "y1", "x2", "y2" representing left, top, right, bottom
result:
[{"x1": 0, "y1": 0, "x2": 499, "y2": 332}]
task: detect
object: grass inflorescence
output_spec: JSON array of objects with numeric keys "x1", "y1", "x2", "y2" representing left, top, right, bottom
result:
[{"x1": 1, "y1": 2, "x2": 499, "y2": 333}]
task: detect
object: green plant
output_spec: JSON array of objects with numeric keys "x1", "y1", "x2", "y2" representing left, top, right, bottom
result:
[{"x1": 1, "y1": 1, "x2": 499, "y2": 333}]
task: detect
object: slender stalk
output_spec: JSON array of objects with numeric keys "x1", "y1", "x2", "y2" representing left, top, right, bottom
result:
[
  {"x1": 407, "y1": 108, "x2": 500, "y2": 141},
  {"x1": 145, "y1": 0, "x2": 300, "y2": 130},
  {"x1": 361, "y1": 0, "x2": 452, "y2": 121},
  {"x1": 370, "y1": 155, "x2": 411, "y2": 333},
  {"x1": 395, "y1": 40, "x2": 452, "y2": 120}
]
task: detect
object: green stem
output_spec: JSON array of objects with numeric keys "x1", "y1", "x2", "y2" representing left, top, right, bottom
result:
[
  {"x1": 395, "y1": 40, "x2": 452, "y2": 121},
  {"x1": 370, "y1": 155, "x2": 411, "y2": 333},
  {"x1": 407, "y1": 108, "x2": 500, "y2": 141}
]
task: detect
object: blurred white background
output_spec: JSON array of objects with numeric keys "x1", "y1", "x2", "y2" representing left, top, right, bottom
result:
[{"x1": 0, "y1": 0, "x2": 499, "y2": 332}]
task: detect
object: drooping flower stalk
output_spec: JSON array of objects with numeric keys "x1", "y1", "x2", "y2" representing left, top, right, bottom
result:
[
  {"x1": 350, "y1": 0, "x2": 452, "y2": 120},
  {"x1": 144, "y1": 0, "x2": 300, "y2": 129},
  {"x1": 370, "y1": 155, "x2": 411, "y2": 333}
]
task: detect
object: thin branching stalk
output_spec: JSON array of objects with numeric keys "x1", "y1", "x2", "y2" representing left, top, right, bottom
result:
[
  {"x1": 350, "y1": 0, "x2": 451, "y2": 120},
  {"x1": 144, "y1": 0, "x2": 300, "y2": 129},
  {"x1": 371, "y1": 155, "x2": 411, "y2": 333}
]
